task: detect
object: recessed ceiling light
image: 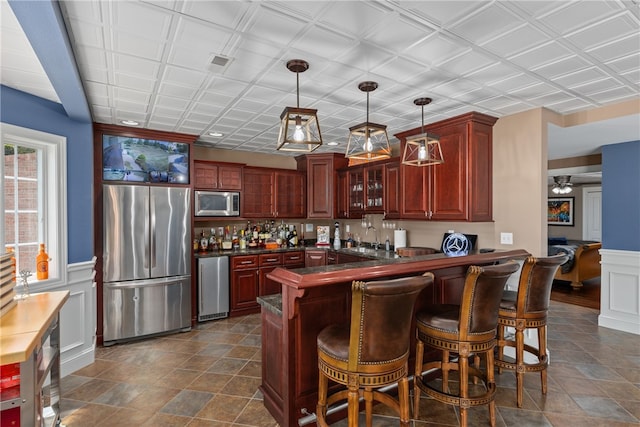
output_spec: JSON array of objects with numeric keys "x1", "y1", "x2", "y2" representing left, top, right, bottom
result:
[
  {"x1": 328, "y1": 141, "x2": 339, "y2": 146},
  {"x1": 208, "y1": 131, "x2": 224, "y2": 137},
  {"x1": 120, "y1": 119, "x2": 139, "y2": 126}
]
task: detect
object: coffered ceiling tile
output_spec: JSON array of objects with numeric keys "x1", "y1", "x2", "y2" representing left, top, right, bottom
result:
[
  {"x1": 589, "y1": 86, "x2": 637, "y2": 104},
  {"x1": 607, "y1": 53, "x2": 640, "y2": 75},
  {"x1": 162, "y1": 65, "x2": 207, "y2": 89},
  {"x1": 406, "y1": 34, "x2": 470, "y2": 66},
  {"x1": 113, "y1": 87, "x2": 151, "y2": 104},
  {"x1": 60, "y1": 0, "x2": 102, "y2": 23},
  {"x1": 482, "y1": 24, "x2": 549, "y2": 58},
  {"x1": 540, "y1": 0, "x2": 623, "y2": 35},
  {"x1": 114, "y1": 75, "x2": 156, "y2": 94},
  {"x1": 565, "y1": 15, "x2": 640, "y2": 50},
  {"x1": 488, "y1": 73, "x2": 540, "y2": 93},
  {"x1": 367, "y1": 13, "x2": 432, "y2": 50},
  {"x1": 402, "y1": 1, "x2": 485, "y2": 27},
  {"x1": 114, "y1": 99, "x2": 149, "y2": 114},
  {"x1": 432, "y1": 77, "x2": 482, "y2": 99},
  {"x1": 289, "y1": 25, "x2": 356, "y2": 60},
  {"x1": 181, "y1": 0, "x2": 252, "y2": 28},
  {"x1": 223, "y1": 48, "x2": 277, "y2": 82},
  {"x1": 158, "y1": 82, "x2": 199, "y2": 100},
  {"x1": 113, "y1": 30, "x2": 166, "y2": 61},
  {"x1": 532, "y1": 55, "x2": 592, "y2": 80},
  {"x1": 442, "y1": 51, "x2": 498, "y2": 77},
  {"x1": 466, "y1": 62, "x2": 522, "y2": 86},
  {"x1": 544, "y1": 97, "x2": 594, "y2": 114},
  {"x1": 553, "y1": 67, "x2": 610, "y2": 89},
  {"x1": 572, "y1": 78, "x2": 622, "y2": 96},
  {"x1": 508, "y1": 42, "x2": 573, "y2": 70},
  {"x1": 587, "y1": 33, "x2": 640, "y2": 63},
  {"x1": 244, "y1": 6, "x2": 307, "y2": 46},
  {"x1": 172, "y1": 16, "x2": 235, "y2": 56},
  {"x1": 316, "y1": 1, "x2": 390, "y2": 37},
  {"x1": 370, "y1": 57, "x2": 428, "y2": 85},
  {"x1": 64, "y1": 19, "x2": 105, "y2": 49},
  {"x1": 154, "y1": 95, "x2": 191, "y2": 111},
  {"x1": 449, "y1": 2, "x2": 523, "y2": 45},
  {"x1": 112, "y1": 1, "x2": 172, "y2": 40},
  {"x1": 509, "y1": 82, "x2": 558, "y2": 99}
]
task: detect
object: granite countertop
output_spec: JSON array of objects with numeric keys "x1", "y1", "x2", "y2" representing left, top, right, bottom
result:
[
  {"x1": 194, "y1": 245, "x2": 402, "y2": 260},
  {"x1": 257, "y1": 294, "x2": 282, "y2": 316}
]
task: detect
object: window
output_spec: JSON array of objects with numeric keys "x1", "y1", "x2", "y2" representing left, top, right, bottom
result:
[{"x1": 1, "y1": 123, "x2": 67, "y2": 286}]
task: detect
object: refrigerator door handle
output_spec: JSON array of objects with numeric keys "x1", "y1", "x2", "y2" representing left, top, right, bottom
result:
[
  {"x1": 144, "y1": 194, "x2": 151, "y2": 270},
  {"x1": 150, "y1": 192, "x2": 156, "y2": 269}
]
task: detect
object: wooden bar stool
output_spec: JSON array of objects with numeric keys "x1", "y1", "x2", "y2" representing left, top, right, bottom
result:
[
  {"x1": 495, "y1": 254, "x2": 568, "y2": 407},
  {"x1": 413, "y1": 262, "x2": 520, "y2": 427},
  {"x1": 316, "y1": 273, "x2": 433, "y2": 427}
]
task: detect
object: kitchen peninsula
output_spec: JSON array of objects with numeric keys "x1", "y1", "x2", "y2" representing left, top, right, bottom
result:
[{"x1": 258, "y1": 249, "x2": 529, "y2": 426}]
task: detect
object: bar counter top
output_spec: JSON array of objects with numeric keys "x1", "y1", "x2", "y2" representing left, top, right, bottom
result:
[{"x1": 258, "y1": 249, "x2": 530, "y2": 426}]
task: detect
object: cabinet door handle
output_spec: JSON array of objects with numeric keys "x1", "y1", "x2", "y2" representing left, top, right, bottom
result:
[{"x1": 240, "y1": 260, "x2": 253, "y2": 265}]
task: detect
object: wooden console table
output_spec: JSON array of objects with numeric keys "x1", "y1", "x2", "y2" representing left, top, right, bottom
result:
[
  {"x1": 0, "y1": 291, "x2": 69, "y2": 426},
  {"x1": 259, "y1": 250, "x2": 528, "y2": 426}
]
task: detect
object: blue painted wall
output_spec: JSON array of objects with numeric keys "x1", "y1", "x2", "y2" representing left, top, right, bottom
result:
[
  {"x1": 1, "y1": 85, "x2": 93, "y2": 264},
  {"x1": 602, "y1": 140, "x2": 640, "y2": 251}
]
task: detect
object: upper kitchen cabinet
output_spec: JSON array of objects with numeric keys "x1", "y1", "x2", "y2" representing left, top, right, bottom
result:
[
  {"x1": 338, "y1": 161, "x2": 393, "y2": 218},
  {"x1": 395, "y1": 112, "x2": 497, "y2": 222},
  {"x1": 242, "y1": 166, "x2": 306, "y2": 218},
  {"x1": 296, "y1": 153, "x2": 349, "y2": 219},
  {"x1": 194, "y1": 160, "x2": 243, "y2": 190},
  {"x1": 384, "y1": 161, "x2": 401, "y2": 219}
]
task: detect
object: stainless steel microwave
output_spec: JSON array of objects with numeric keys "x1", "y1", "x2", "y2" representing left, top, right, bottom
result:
[{"x1": 194, "y1": 191, "x2": 240, "y2": 217}]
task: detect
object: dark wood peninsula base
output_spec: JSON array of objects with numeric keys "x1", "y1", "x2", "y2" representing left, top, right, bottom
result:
[{"x1": 258, "y1": 249, "x2": 529, "y2": 427}]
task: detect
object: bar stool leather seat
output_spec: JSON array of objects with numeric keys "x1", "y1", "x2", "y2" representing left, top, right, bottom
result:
[
  {"x1": 413, "y1": 262, "x2": 520, "y2": 427},
  {"x1": 496, "y1": 255, "x2": 568, "y2": 407},
  {"x1": 316, "y1": 273, "x2": 433, "y2": 427}
]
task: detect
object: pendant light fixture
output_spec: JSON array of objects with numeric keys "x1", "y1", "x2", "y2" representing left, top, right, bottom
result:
[
  {"x1": 345, "y1": 81, "x2": 391, "y2": 161},
  {"x1": 276, "y1": 59, "x2": 322, "y2": 152},
  {"x1": 402, "y1": 97, "x2": 444, "y2": 167}
]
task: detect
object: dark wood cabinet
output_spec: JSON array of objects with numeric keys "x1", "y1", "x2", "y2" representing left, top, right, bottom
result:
[
  {"x1": 305, "y1": 249, "x2": 327, "y2": 267},
  {"x1": 340, "y1": 162, "x2": 388, "y2": 218},
  {"x1": 296, "y1": 153, "x2": 349, "y2": 219},
  {"x1": 336, "y1": 169, "x2": 349, "y2": 219},
  {"x1": 194, "y1": 160, "x2": 243, "y2": 190},
  {"x1": 230, "y1": 255, "x2": 259, "y2": 316},
  {"x1": 275, "y1": 170, "x2": 306, "y2": 218},
  {"x1": 242, "y1": 167, "x2": 306, "y2": 218},
  {"x1": 259, "y1": 253, "x2": 283, "y2": 296},
  {"x1": 395, "y1": 112, "x2": 497, "y2": 222},
  {"x1": 242, "y1": 167, "x2": 274, "y2": 218},
  {"x1": 384, "y1": 161, "x2": 401, "y2": 218}
]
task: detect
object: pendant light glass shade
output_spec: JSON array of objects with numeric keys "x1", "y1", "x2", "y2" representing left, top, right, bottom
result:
[
  {"x1": 402, "y1": 98, "x2": 444, "y2": 167},
  {"x1": 277, "y1": 60, "x2": 322, "y2": 153},
  {"x1": 345, "y1": 81, "x2": 391, "y2": 161}
]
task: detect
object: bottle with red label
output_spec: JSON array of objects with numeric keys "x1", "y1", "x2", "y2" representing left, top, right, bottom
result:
[{"x1": 36, "y1": 243, "x2": 49, "y2": 280}]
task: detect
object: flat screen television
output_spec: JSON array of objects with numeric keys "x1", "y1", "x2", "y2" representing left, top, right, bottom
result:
[{"x1": 102, "y1": 135, "x2": 189, "y2": 184}]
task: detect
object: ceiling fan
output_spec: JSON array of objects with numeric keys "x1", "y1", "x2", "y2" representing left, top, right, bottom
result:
[{"x1": 552, "y1": 175, "x2": 573, "y2": 194}]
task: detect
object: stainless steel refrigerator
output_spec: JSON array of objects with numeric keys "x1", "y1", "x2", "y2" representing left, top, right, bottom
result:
[{"x1": 103, "y1": 184, "x2": 191, "y2": 344}]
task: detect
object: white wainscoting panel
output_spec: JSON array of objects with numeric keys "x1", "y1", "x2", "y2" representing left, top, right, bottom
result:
[
  {"x1": 47, "y1": 257, "x2": 97, "y2": 376},
  {"x1": 599, "y1": 249, "x2": 640, "y2": 335}
]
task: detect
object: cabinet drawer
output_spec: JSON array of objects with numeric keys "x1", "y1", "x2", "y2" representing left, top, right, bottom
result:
[
  {"x1": 283, "y1": 251, "x2": 304, "y2": 266},
  {"x1": 259, "y1": 253, "x2": 283, "y2": 267},
  {"x1": 231, "y1": 255, "x2": 259, "y2": 269}
]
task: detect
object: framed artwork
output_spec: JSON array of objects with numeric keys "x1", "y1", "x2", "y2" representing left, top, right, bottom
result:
[{"x1": 548, "y1": 197, "x2": 574, "y2": 226}]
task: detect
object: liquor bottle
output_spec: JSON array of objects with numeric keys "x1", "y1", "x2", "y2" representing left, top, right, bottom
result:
[
  {"x1": 36, "y1": 243, "x2": 49, "y2": 280},
  {"x1": 232, "y1": 225, "x2": 239, "y2": 249},
  {"x1": 239, "y1": 229, "x2": 246, "y2": 250},
  {"x1": 208, "y1": 228, "x2": 217, "y2": 251},
  {"x1": 346, "y1": 233, "x2": 354, "y2": 248},
  {"x1": 287, "y1": 225, "x2": 295, "y2": 247},
  {"x1": 199, "y1": 230, "x2": 208, "y2": 252},
  {"x1": 292, "y1": 226, "x2": 298, "y2": 247},
  {"x1": 385, "y1": 236, "x2": 390, "y2": 251},
  {"x1": 333, "y1": 222, "x2": 341, "y2": 250}
]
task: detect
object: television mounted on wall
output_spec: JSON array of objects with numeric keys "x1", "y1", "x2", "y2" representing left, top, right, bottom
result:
[{"x1": 102, "y1": 134, "x2": 189, "y2": 184}]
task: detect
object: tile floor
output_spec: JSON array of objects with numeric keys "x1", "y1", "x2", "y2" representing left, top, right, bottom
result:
[{"x1": 60, "y1": 301, "x2": 640, "y2": 426}]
